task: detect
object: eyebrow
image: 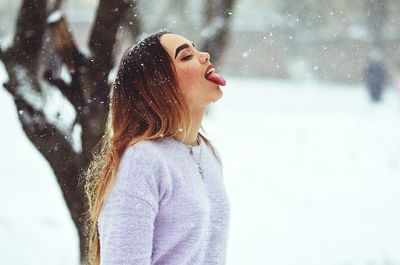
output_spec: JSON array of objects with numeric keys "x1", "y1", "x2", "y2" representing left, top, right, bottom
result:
[{"x1": 174, "y1": 42, "x2": 195, "y2": 59}]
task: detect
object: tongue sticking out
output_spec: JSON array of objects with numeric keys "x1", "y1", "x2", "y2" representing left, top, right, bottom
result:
[{"x1": 206, "y1": 73, "x2": 226, "y2": 86}]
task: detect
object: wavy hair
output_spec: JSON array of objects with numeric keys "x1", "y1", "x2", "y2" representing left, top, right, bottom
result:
[{"x1": 84, "y1": 30, "x2": 222, "y2": 265}]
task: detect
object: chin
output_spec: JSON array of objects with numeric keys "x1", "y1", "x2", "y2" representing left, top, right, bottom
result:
[{"x1": 209, "y1": 87, "x2": 223, "y2": 103}]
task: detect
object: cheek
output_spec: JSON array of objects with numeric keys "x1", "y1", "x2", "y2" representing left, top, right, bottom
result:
[{"x1": 176, "y1": 64, "x2": 202, "y2": 90}]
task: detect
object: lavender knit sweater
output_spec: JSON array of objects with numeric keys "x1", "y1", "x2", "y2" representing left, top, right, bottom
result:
[{"x1": 98, "y1": 136, "x2": 231, "y2": 265}]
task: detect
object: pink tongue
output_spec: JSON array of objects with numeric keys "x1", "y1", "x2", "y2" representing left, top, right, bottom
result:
[{"x1": 206, "y1": 73, "x2": 226, "y2": 86}]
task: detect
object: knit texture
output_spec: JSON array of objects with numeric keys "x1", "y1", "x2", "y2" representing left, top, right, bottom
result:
[{"x1": 98, "y1": 136, "x2": 231, "y2": 265}]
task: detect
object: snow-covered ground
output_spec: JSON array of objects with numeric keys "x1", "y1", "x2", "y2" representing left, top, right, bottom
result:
[{"x1": 1, "y1": 65, "x2": 400, "y2": 265}]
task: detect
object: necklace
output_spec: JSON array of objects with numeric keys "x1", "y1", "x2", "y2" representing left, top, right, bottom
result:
[{"x1": 187, "y1": 137, "x2": 204, "y2": 179}]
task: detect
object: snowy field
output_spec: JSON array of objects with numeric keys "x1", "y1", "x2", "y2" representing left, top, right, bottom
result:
[{"x1": 1, "y1": 66, "x2": 400, "y2": 265}]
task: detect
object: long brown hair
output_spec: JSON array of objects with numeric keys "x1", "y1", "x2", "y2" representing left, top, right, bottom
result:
[{"x1": 84, "y1": 30, "x2": 222, "y2": 265}]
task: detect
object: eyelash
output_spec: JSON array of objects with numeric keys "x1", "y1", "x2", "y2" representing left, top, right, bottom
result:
[{"x1": 182, "y1": 54, "x2": 193, "y2": 61}]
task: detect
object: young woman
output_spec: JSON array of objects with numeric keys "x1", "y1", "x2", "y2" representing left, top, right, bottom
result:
[{"x1": 84, "y1": 30, "x2": 231, "y2": 265}]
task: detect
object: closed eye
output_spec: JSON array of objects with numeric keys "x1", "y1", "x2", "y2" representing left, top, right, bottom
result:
[{"x1": 181, "y1": 54, "x2": 193, "y2": 61}]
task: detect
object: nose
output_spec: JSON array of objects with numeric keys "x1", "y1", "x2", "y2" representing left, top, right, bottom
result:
[{"x1": 199, "y1": 51, "x2": 210, "y2": 64}]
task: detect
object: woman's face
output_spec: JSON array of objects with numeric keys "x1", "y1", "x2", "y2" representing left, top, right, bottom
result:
[{"x1": 160, "y1": 33, "x2": 225, "y2": 112}]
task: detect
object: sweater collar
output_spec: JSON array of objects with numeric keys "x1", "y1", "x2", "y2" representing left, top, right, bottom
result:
[{"x1": 160, "y1": 135, "x2": 204, "y2": 155}]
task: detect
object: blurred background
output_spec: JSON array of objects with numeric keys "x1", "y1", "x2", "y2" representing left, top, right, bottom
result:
[
  {"x1": 1, "y1": 0, "x2": 400, "y2": 264},
  {"x1": 2, "y1": 0, "x2": 400, "y2": 81}
]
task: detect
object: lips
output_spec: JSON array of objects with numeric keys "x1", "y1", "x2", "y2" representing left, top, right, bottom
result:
[
  {"x1": 204, "y1": 64, "x2": 214, "y2": 77},
  {"x1": 204, "y1": 64, "x2": 226, "y2": 86}
]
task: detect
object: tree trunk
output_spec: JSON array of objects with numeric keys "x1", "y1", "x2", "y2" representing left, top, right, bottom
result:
[{"x1": 0, "y1": 0, "x2": 140, "y2": 263}]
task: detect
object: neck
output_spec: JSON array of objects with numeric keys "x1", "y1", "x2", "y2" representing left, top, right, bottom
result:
[{"x1": 174, "y1": 107, "x2": 205, "y2": 146}]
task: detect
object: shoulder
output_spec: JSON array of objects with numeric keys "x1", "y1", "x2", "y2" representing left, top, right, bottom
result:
[
  {"x1": 122, "y1": 139, "x2": 165, "y2": 167},
  {"x1": 110, "y1": 139, "x2": 171, "y2": 211},
  {"x1": 117, "y1": 139, "x2": 169, "y2": 187}
]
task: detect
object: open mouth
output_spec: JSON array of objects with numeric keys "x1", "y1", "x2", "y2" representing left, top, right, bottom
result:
[{"x1": 204, "y1": 64, "x2": 226, "y2": 86}]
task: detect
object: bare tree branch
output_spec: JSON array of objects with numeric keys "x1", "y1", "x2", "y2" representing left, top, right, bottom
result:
[
  {"x1": 46, "y1": 13, "x2": 85, "y2": 109},
  {"x1": 47, "y1": 0, "x2": 65, "y2": 16},
  {"x1": 121, "y1": 1, "x2": 141, "y2": 43},
  {"x1": 88, "y1": 0, "x2": 133, "y2": 75},
  {"x1": 11, "y1": 0, "x2": 47, "y2": 66},
  {"x1": 201, "y1": 0, "x2": 235, "y2": 65},
  {"x1": 77, "y1": 0, "x2": 137, "y2": 160},
  {"x1": 48, "y1": 14, "x2": 85, "y2": 70},
  {"x1": 3, "y1": 65, "x2": 72, "y2": 158},
  {"x1": 43, "y1": 69, "x2": 83, "y2": 109},
  {"x1": 3, "y1": 65, "x2": 79, "y2": 178},
  {"x1": 15, "y1": 97, "x2": 78, "y2": 164}
]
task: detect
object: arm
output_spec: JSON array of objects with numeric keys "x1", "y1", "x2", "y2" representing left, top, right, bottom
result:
[
  {"x1": 98, "y1": 148, "x2": 159, "y2": 265},
  {"x1": 98, "y1": 194, "x2": 156, "y2": 264}
]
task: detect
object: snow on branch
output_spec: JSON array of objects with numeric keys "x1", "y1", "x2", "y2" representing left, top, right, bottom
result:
[
  {"x1": 13, "y1": 65, "x2": 45, "y2": 110},
  {"x1": 0, "y1": 35, "x2": 13, "y2": 62},
  {"x1": 43, "y1": 69, "x2": 82, "y2": 109},
  {"x1": 47, "y1": 10, "x2": 63, "y2": 24},
  {"x1": 4, "y1": 67, "x2": 77, "y2": 159}
]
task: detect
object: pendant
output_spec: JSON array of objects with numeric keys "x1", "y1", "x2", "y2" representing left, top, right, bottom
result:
[
  {"x1": 198, "y1": 165, "x2": 204, "y2": 179},
  {"x1": 188, "y1": 146, "x2": 203, "y2": 179}
]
